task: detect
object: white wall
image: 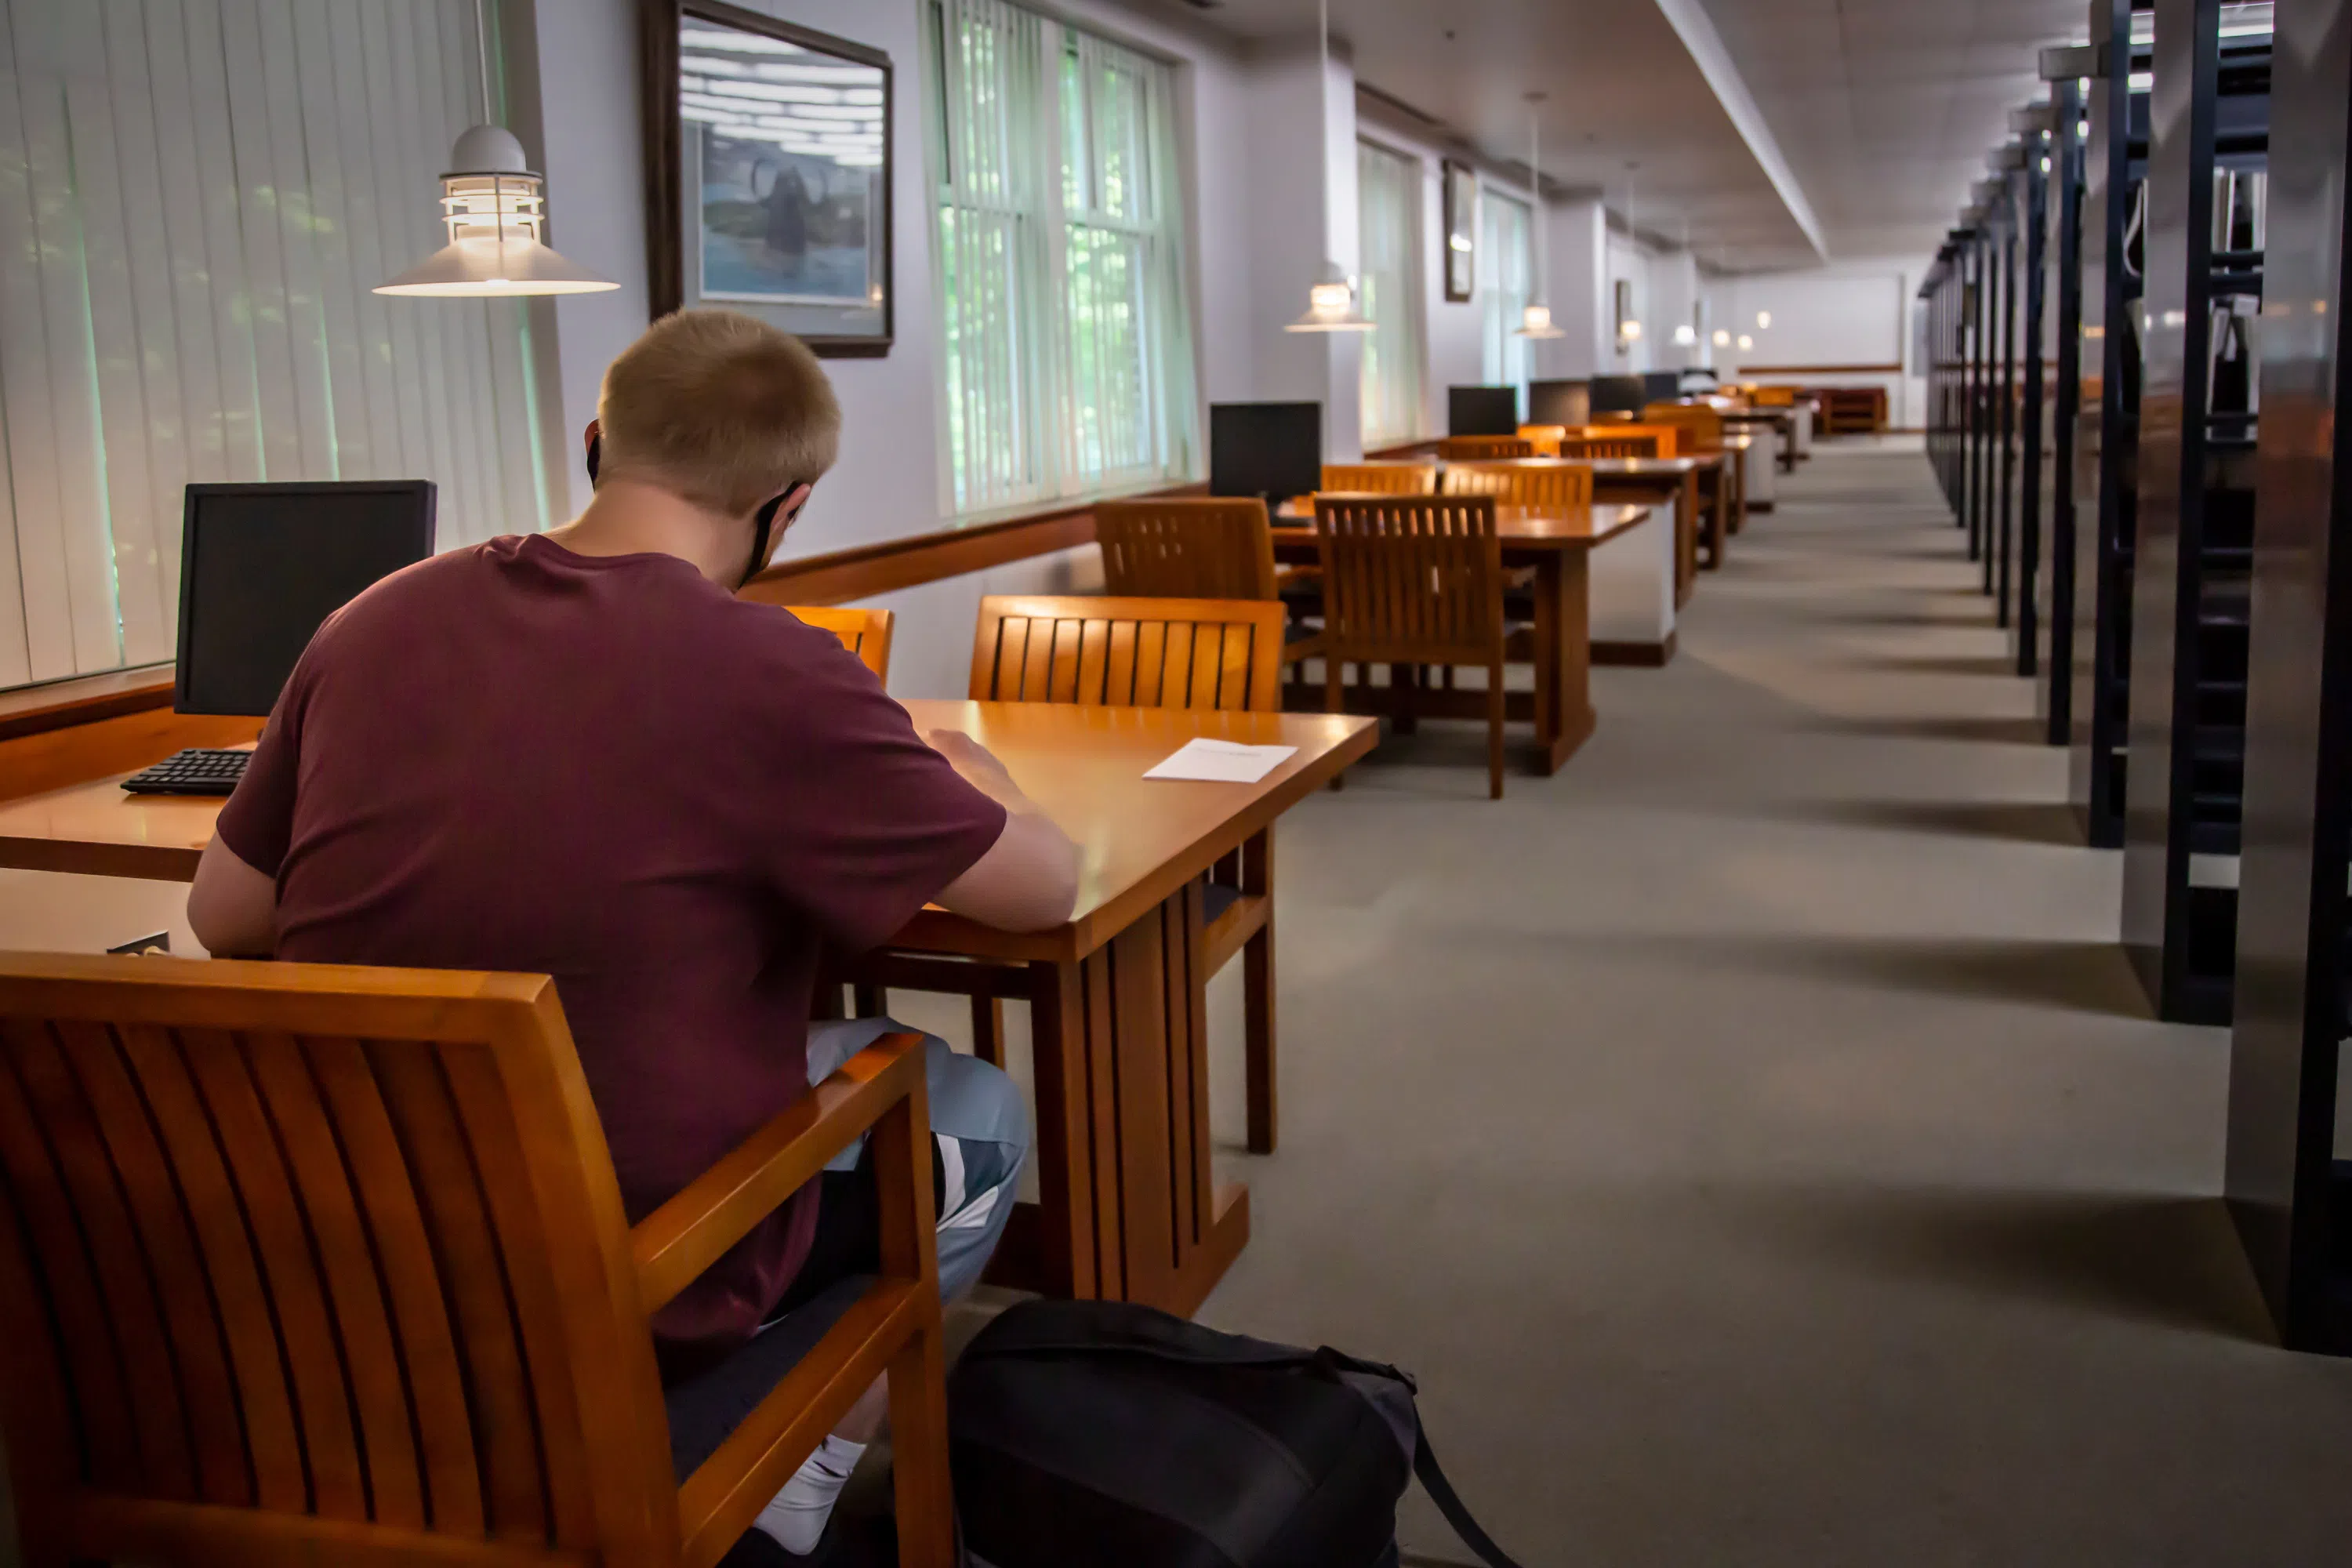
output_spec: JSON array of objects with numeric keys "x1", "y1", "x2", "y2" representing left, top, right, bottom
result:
[
  {"x1": 1704, "y1": 256, "x2": 1933, "y2": 426},
  {"x1": 1534, "y1": 197, "x2": 1610, "y2": 381}
]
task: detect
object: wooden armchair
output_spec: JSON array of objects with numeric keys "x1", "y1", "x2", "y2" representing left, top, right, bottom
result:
[
  {"x1": 1439, "y1": 461, "x2": 1595, "y2": 513},
  {"x1": 1312, "y1": 494, "x2": 1512, "y2": 799},
  {"x1": 1559, "y1": 429, "x2": 1673, "y2": 460},
  {"x1": 1094, "y1": 498, "x2": 1320, "y2": 670},
  {"x1": 1319, "y1": 463, "x2": 1436, "y2": 495},
  {"x1": 0, "y1": 953, "x2": 953, "y2": 1568},
  {"x1": 1437, "y1": 436, "x2": 1535, "y2": 462},
  {"x1": 1641, "y1": 403, "x2": 1725, "y2": 453},
  {"x1": 1516, "y1": 424, "x2": 1569, "y2": 456},
  {"x1": 789, "y1": 604, "x2": 895, "y2": 681}
]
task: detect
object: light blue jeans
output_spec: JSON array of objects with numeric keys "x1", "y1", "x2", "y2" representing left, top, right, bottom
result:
[{"x1": 805, "y1": 1017, "x2": 1029, "y2": 1301}]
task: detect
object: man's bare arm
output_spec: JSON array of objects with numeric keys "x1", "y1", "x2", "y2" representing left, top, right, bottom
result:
[
  {"x1": 927, "y1": 730, "x2": 1080, "y2": 932},
  {"x1": 188, "y1": 836, "x2": 277, "y2": 957}
]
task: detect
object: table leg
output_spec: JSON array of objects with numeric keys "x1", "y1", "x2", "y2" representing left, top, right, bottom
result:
[
  {"x1": 1676, "y1": 472, "x2": 1698, "y2": 608},
  {"x1": 985, "y1": 884, "x2": 1247, "y2": 1316},
  {"x1": 1731, "y1": 448, "x2": 1749, "y2": 535},
  {"x1": 1535, "y1": 553, "x2": 1596, "y2": 773}
]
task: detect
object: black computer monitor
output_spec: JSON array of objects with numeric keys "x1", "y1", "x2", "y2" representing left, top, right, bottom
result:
[
  {"x1": 1526, "y1": 379, "x2": 1590, "y2": 428},
  {"x1": 1642, "y1": 372, "x2": 1683, "y2": 404},
  {"x1": 1209, "y1": 403, "x2": 1323, "y2": 501},
  {"x1": 1447, "y1": 385, "x2": 1519, "y2": 437},
  {"x1": 1588, "y1": 375, "x2": 1649, "y2": 415},
  {"x1": 174, "y1": 481, "x2": 437, "y2": 717}
]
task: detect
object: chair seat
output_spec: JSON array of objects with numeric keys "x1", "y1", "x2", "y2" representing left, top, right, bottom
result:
[{"x1": 666, "y1": 1276, "x2": 870, "y2": 1481}]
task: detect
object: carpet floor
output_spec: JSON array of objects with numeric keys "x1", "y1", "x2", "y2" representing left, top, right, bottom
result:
[{"x1": 1189, "y1": 442, "x2": 2352, "y2": 1566}]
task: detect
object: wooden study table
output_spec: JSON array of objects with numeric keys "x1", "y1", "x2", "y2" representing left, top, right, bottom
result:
[
  {"x1": 1273, "y1": 499, "x2": 1646, "y2": 771},
  {"x1": 0, "y1": 702, "x2": 1379, "y2": 1320},
  {"x1": 1721, "y1": 408, "x2": 1798, "y2": 472}
]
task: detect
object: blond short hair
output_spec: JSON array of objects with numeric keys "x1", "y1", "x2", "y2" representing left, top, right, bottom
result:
[{"x1": 596, "y1": 310, "x2": 841, "y2": 516}]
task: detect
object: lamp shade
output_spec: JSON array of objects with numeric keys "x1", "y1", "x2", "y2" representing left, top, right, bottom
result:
[
  {"x1": 1286, "y1": 260, "x2": 1373, "y2": 332},
  {"x1": 1515, "y1": 300, "x2": 1565, "y2": 339},
  {"x1": 377, "y1": 125, "x2": 616, "y2": 298}
]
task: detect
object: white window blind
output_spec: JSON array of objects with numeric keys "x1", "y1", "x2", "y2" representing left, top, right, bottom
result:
[
  {"x1": 0, "y1": 0, "x2": 554, "y2": 694},
  {"x1": 1480, "y1": 190, "x2": 1532, "y2": 408},
  {"x1": 929, "y1": 0, "x2": 1198, "y2": 518},
  {"x1": 1356, "y1": 140, "x2": 1422, "y2": 448}
]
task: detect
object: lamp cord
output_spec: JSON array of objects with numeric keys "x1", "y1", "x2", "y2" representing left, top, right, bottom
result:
[{"x1": 475, "y1": 0, "x2": 492, "y2": 125}]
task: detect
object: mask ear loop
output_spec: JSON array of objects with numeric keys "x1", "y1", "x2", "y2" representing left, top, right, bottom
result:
[
  {"x1": 742, "y1": 493, "x2": 789, "y2": 589},
  {"x1": 586, "y1": 432, "x2": 601, "y2": 486}
]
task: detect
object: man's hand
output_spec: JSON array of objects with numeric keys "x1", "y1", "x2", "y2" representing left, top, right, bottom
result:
[
  {"x1": 926, "y1": 729, "x2": 1029, "y2": 811},
  {"x1": 927, "y1": 728, "x2": 1080, "y2": 931}
]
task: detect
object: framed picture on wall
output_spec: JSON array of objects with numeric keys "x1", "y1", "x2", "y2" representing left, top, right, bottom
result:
[
  {"x1": 1443, "y1": 161, "x2": 1477, "y2": 302},
  {"x1": 641, "y1": 0, "x2": 893, "y2": 356}
]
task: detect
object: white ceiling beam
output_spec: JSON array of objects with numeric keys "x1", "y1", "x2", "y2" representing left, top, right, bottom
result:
[{"x1": 1649, "y1": 0, "x2": 1830, "y2": 260}]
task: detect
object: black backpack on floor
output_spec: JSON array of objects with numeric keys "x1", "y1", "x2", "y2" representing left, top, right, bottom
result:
[{"x1": 946, "y1": 1298, "x2": 1526, "y2": 1568}]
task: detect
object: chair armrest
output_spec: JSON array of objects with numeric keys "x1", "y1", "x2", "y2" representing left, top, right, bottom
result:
[{"x1": 632, "y1": 1033, "x2": 927, "y2": 1314}]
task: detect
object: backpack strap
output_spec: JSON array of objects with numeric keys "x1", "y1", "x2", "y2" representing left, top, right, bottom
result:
[{"x1": 1408, "y1": 1426, "x2": 1526, "y2": 1568}]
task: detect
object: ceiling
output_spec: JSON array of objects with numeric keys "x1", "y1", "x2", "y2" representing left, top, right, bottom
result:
[{"x1": 1111, "y1": 0, "x2": 2086, "y2": 273}]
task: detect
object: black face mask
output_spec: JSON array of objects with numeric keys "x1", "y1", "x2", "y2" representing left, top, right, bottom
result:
[{"x1": 587, "y1": 433, "x2": 794, "y2": 589}]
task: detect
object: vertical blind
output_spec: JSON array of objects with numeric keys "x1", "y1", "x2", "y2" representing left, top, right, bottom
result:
[
  {"x1": 929, "y1": 0, "x2": 1198, "y2": 518},
  {"x1": 1356, "y1": 140, "x2": 1422, "y2": 447},
  {"x1": 0, "y1": 0, "x2": 552, "y2": 693},
  {"x1": 1480, "y1": 190, "x2": 1532, "y2": 409}
]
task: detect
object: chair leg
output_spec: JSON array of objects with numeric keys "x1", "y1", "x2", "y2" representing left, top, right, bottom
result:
[
  {"x1": 1325, "y1": 655, "x2": 1348, "y2": 790},
  {"x1": 852, "y1": 984, "x2": 887, "y2": 1018},
  {"x1": 1391, "y1": 662, "x2": 1417, "y2": 735},
  {"x1": 1487, "y1": 659, "x2": 1505, "y2": 800},
  {"x1": 969, "y1": 993, "x2": 1007, "y2": 1068},
  {"x1": 1243, "y1": 921, "x2": 1277, "y2": 1155}
]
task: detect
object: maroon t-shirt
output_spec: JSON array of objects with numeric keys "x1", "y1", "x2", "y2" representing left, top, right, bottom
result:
[{"x1": 216, "y1": 535, "x2": 1006, "y2": 1347}]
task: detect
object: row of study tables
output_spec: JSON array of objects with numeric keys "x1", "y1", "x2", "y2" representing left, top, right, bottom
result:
[{"x1": 0, "y1": 433, "x2": 1770, "y2": 1316}]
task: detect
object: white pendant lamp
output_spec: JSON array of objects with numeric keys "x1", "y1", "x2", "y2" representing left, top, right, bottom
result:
[
  {"x1": 377, "y1": 0, "x2": 615, "y2": 298},
  {"x1": 1287, "y1": 0, "x2": 1372, "y2": 332},
  {"x1": 1515, "y1": 95, "x2": 1564, "y2": 339}
]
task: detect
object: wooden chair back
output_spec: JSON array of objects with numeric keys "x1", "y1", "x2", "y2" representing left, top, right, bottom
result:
[
  {"x1": 1640, "y1": 403, "x2": 1725, "y2": 452},
  {"x1": 1752, "y1": 386, "x2": 1798, "y2": 407},
  {"x1": 1309, "y1": 495, "x2": 1506, "y2": 665},
  {"x1": 1094, "y1": 498, "x2": 1279, "y2": 601},
  {"x1": 1437, "y1": 436, "x2": 1535, "y2": 462},
  {"x1": 1516, "y1": 424, "x2": 1567, "y2": 456},
  {"x1": 0, "y1": 953, "x2": 950, "y2": 1568},
  {"x1": 789, "y1": 604, "x2": 895, "y2": 681},
  {"x1": 971, "y1": 594, "x2": 1287, "y2": 713},
  {"x1": 1439, "y1": 462, "x2": 1595, "y2": 512},
  {"x1": 1319, "y1": 463, "x2": 1436, "y2": 495},
  {"x1": 1559, "y1": 428, "x2": 1673, "y2": 460}
]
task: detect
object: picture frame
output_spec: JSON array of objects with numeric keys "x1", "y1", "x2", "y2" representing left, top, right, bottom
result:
[
  {"x1": 1443, "y1": 161, "x2": 1477, "y2": 303},
  {"x1": 640, "y1": 0, "x2": 894, "y2": 357}
]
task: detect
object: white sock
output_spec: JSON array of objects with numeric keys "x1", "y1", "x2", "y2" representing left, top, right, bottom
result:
[{"x1": 753, "y1": 1433, "x2": 868, "y2": 1556}]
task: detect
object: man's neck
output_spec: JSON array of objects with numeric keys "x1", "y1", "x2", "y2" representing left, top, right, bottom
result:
[{"x1": 546, "y1": 479, "x2": 742, "y2": 586}]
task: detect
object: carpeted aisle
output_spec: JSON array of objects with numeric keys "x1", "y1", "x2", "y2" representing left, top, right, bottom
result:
[{"x1": 1193, "y1": 442, "x2": 2352, "y2": 1566}]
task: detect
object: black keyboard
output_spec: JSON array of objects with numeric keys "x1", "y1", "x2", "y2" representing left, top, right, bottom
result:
[{"x1": 122, "y1": 748, "x2": 252, "y2": 796}]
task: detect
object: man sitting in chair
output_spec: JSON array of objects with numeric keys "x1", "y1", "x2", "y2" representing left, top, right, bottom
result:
[{"x1": 188, "y1": 308, "x2": 1080, "y2": 1561}]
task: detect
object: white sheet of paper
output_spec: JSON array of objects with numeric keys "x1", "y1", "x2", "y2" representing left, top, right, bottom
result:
[{"x1": 1142, "y1": 738, "x2": 1298, "y2": 784}]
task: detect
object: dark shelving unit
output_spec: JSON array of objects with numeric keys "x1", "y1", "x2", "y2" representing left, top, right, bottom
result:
[
  {"x1": 1994, "y1": 163, "x2": 2020, "y2": 617},
  {"x1": 2227, "y1": 0, "x2": 2351, "y2": 1355},
  {"x1": 2009, "y1": 125, "x2": 2048, "y2": 673},
  {"x1": 2121, "y1": 0, "x2": 2267, "y2": 1026},
  {"x1": 2068, "y1": 0, "x2": 2152, "y2": 851},
  {"x1": 2037, "y1": 71, "x2": 2088, "y2": 743}
]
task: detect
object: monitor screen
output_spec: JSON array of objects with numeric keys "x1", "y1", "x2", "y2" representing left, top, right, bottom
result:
[
  {"x1": 175, "y1": 481, "x2": 437, "y2": 717},
  {"x1": 1209, "y1": 403, "x2": 1323, "y2": 501},
  {"x1": 1589, "y1": 375, "x2": 1649, "y2": 415},
  {"x1": 1642, "y1": 372, "x2": 1683, "y2": 403},
  {"x1": 1447, "y1": 386, "x2": 1519, "y2": 437},
  {"x1": 1526, "y1": 379, "x2": 1590, "y2": 428}
]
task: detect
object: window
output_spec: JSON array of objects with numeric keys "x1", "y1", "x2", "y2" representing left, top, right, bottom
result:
[
  {"x1": 1480, "y1": 191, "x2": 1534, "y2": 410},
  {"x1": 1356, "y1": 140, "x2": 1423, "y2": 447},
  {"x1": 0, "y1": 0, "x2": 554, "y2": 693},
  {"x1": 929, "y1": 0, "x2": 1199, "y2": 518}
]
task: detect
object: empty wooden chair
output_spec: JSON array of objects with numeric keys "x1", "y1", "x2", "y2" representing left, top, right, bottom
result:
[
  {"x1": 1096, "y1": 497, "x2": 1281, "y2": 601},
  {"x1": 0, "y1": 952, "x2": 954, "y2": 1568},
  {"x1": 1319, "y1": 463, "x2": 1437, "y2": 495},
  {"x1": 1559, "y1": 429, "x2": 1673, "y2": 460},
  {"x1": 1312, "y1": 494, "x2": 1512, "y2": 799},
  {"x1": 1516, "y1": 424, "x2": 1568, "y2": 456},
  {"x1": 1440, "y1": 462, "x2": 1595, "y2": 513},
  {"x1": 1641, "y1": 403, "x2": 1725, "y2": 452},
  {"x1": 789, "y1": 604, "x2": 895, "y2": 681},
  {"x1": 1437, "y1": 436, "x2": 1535, "y2": 462}
]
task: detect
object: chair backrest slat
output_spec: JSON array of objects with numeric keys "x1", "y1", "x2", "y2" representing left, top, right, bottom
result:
[
  {"x1": 970, "y1": 595, "x2": 1287, "y2": 713},
  {"x1": 1640, "y1": 403, "x2": 1725, "y2": 452},
  {"x1": 1437, "y1": 436, "x2": 1535, "y2": 462},
  {"x1": 1095, "y1": 499, "x2": 1279, "y2": 601},
  {"x1": 1311, "y1": 495, "x2": 1505, "y2": 664},
  {"x1": 0, "y1": 955, "x2": 680, "y2": 1565},
  {"x1": 1440, "y1": 463, "x2": 1595, "y2": 513},
  {"x1": 787, "y1": 606, "x2": 895, "y2": 682},
  {"x1": 1556, "y1": 430, "x2": 1670, "y2": 459},
  {"x1": 1319, "y1": 463, "x2": 1437, "y2": 495}
]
